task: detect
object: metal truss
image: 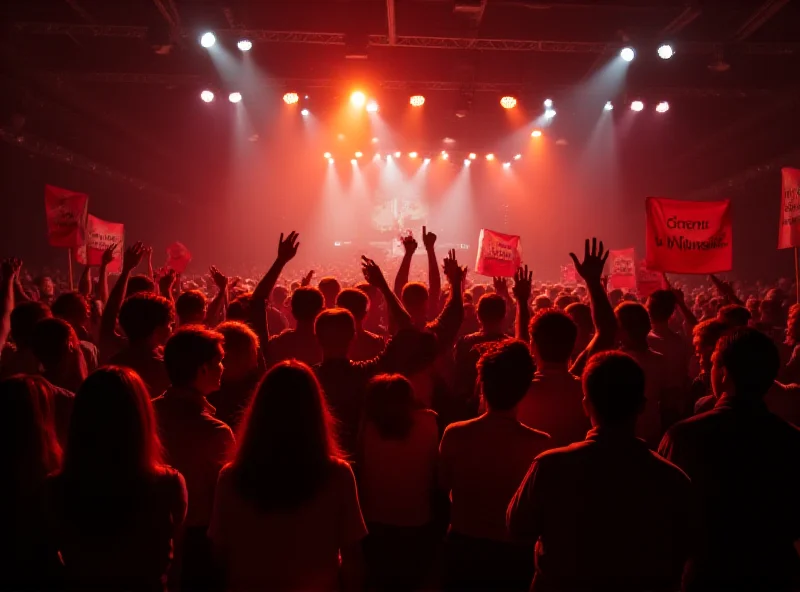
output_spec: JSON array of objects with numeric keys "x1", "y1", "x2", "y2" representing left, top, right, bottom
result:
[{"x1": 14, "y1": 22, "x2": 800, "y2": 55}]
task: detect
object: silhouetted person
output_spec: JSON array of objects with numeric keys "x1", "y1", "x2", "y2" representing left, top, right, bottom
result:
[
  {"x1": 336, "y1": 288, "x2": 384, "y2": 362},
  {"x1": 32, "y1": 317, "x2": 88, "y2": 394},
  {"x1": 440, "y1": 340, "x2": 550, "y2": 591},
  {"x1": 318, "y1": 276, "x2": 341, "y2": 309},
  {"x1": 660, "y1": 328, "x2": 800, "y2": 591},
  {"x1": 51, "y1": 291, "x2": 99, "y2": 371},
  {"x1": 209, "y1": 361, "x2": 366, "y2": 590},
  {"x1": 176, "y1": 289, "x2": 207, "y2": 326},
  {"x1": 1, "y1": 300, "x2": 51, "y2": 377},
  {"x1": 266, "y1": 286, "x2": 324, "y2": 367},
  {"x1": 689, "y1": 319, "x2": 730, "y2": 413},
  {"x1": 717, "y1": 303, "x2": 751, "y2": 327},
  {"x1": 47, "y1": 367, "x2": 187, "y2": 590},
  {"x1": 565, "y1": 302, "x2": 593, "y2": 362},
  {"x1": 508, "y1": 351, "x2": 693, "y2": 592}
]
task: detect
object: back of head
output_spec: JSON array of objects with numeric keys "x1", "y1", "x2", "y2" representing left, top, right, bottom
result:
[
  {"x1": 32, "y1": 317, "x2": 76, "y2": 371},
  {"x1": 51, "y1": 291, "x2": 89, "y2": 324},
  {"x1": 216, "y1": 321, "x2": 259, "y2": 375},
  {"x1": 227, "y1": 293, "x2": 252, "y2": 322},
  {"x1": 11, "y1": 301, "x2": 52, "y2": 349},
  {"x1": 471, "y1": 285, "x2": 487, "y2": 303},
  {"x1": 718, "y1": 304, "x2": 752, "y2": 328},
  {"x1": 336, "y1": 288, "x2": 370, "y2": 322},
  {"x1": 530, "y1": 309, "x2": 578, "y2": 364},
  {"x1": 476, "y1": 293, "x2": 506, "y2": 327},
  {"x1": 291, "y1": 286, "x2": 325, "y2": 323},
  {"x1": 565, "y1": 302, "x2": 593, "y2": 334},
  {"x1": 164, "y1": 326, "x2": 224, "y2": 389},
  {"x1": 118, "y1": 293, "x2": 174, "y2": 344},
  {"x1": 615, "y1": 302, "x2": 652, "y2": 343},
  {"x1": 63, "y1": 366, "x2": 161, "y2": 479},
  {"x1": 478, "y1": 339, "x2": 535, "y2": 411},
  {"x1": 534, "y1": 295, "x2": 552, "y2": 311},
  {"x1": 647, "y1": 289, "x2": 676, "y2": 323},
  {"x1": 693, "y1": 319, "x2": 730, "y2": 349},
  {"x1": 715, "y1": 327, "x2": 780, "y2": 399},
  {"x1": 554, "y1": 294, "x2": 574, "y2": 310},
  {"x1": 176, "y1": 290, "x2": 207, "y2": 325},
  {"x1": 234, "y1": 361, "x2": 339, "y2": 510},
  {"x1": 318, "y1": 277, "x2": 341, "y2": 306},
  {"x1": 401, "y1": 282, "x2": 429, "y2": 315},
  {"x1": 314, "y1": 308, "x2": 356, "y2": 352},
  {"x1": 126, "y1": 274, "x2": 155, "y2": 298},
  {"x1": 271, "y1": 286, "x2": 288, "y2": 307},
  {"x1": 365, "y1": 374, "x2": 415, "y2": 440},
  {"x1": 582, "y1": 351, "x2": 645, "y2": 425}
]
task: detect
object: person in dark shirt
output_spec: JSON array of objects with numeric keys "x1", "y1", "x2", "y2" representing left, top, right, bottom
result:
[
  {"x1": 318, "y1": 276, "x2": 341, "y2": 309},
  {"x1": 1, "y1": 300, "x2": 51, "y2": 378},
  {"x1": 31, "y1": 317, "x2": 88, "y2": 394},
  {"x1": 51, "y1": 291, "x2": 99, "y2": 372},
  {"x1": 508, "y1": 351, "x2": 693, "y2": 592},
  {"x1": 336, "y1": 288, "x2": 385, "y2": 362},
  {"x1": 689, "y1": 319, "x2": 730, "y2": 414},
  {"x1": 659, "y1": 327, "x2": 800, "y2": 591},
  {"x1": 176, "y1": 290, "x2": 207, "y2": 326},
  {"x1": 266, "y1": 286, "x2": 324, "y2": 368}
]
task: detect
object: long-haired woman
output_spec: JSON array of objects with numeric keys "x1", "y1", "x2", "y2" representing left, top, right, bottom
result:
[
  {"x1": 47, "y1": 366, "x2": 187, "y2": 591},
  {"x1": 0, "y1": 375, "x2": 63, "y2": 589},
  {"x1": 209, "y1": 360, "x2": 367, "y2": 591}
]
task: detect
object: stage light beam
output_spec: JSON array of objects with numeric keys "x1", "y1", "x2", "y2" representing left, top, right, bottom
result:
[
  {"x1": 351, "y1": 159, "x2": 357, "y2": 165},
  {"x1": 544, "y1": 98, "x2": 553, "y2": 108},
  {"x1": 486, "y1": 153, "x2": 495, "y2": 161},
  {"x1": 469, "y1": 153, "x2": 477, "y2": 160},
  {"x1": 410, "y1": 95, "x2": 425, "y2": 107},
  {"x1": 631, "y1": 100, "x2": 644, "y2": 112},
  {"x1": 409, "y1": 152, "x2": 418, "y2": 158},
  {"x1": 394, "y1": 151, "x2": 401, "y2": 158},
  {"x1": 237, "y1": 39, "x2": 252, "y2": 52},
  {"x1": 500, "y1": 96, "x2": 518, "y2": 109},
  {"x1": 464, "y1": 159, "x2": 471, "y2": 167},
  {"x1": 283, "y1": 93, "x2": 299, "y2": 105},
  {"x1": 514, "y1": 154, "x2": 522, "y2": 160},
  {"x1": 323, "y1": 152, "x2": 332, "y2": 159},
  {"x1": 544, "y1": 109, "x2": 556, "y2": 119},
  {"x1": 328, "y1": 158, "x2": 335, "y2": 164},
  {"x1": 621, "y1": 47, "x2": 635, "y2": 62},
  {"x1": 531, "y1": 130, "x2": 542, "y2": 138},
  {"x1": 656, "y1": 101, "x2": 670, "y2": 113},
  {"x1": 228, "y1": 92, "x2": 242, "y2": 103},
  {"x1": 350, "y1": 91, "x2": 366, "y2": 108},
  {"x1": 200, "y1": 32, "x2": 216, "y2": 48},
  {"x1": 366, "y1": 100, "x2": 379, "y2": 113},
  {"x1": 604, "y1": 101, "x2": 614, "y2": 111},
  {"x1": 301, "y1": 109, "x2": 310, "y2": 116},
  {"x1": 200, "y1": 90, "x2": 214, "y2": 103},
  {"x1": 503, "y1": 162, "x2": 511, "y2": 169},
  {"x1": 658, "y1": 44, "x2": 674, "y2": 60},
  {"x1": 355, "y1": 151, "x2": 363, "y2": 158}
]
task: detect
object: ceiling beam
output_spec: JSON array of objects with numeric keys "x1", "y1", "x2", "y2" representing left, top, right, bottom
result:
[
  {"x1": 386, "y1": 0, "x2": 397, "y2": 45},
  {"x1": 63, "y1": 0, "x2": 96, "y2": 24},
  {"x1": 659, "y1": 3, "x2": 701, "y2": 36},
  {"x1": 732, "y1": 0, "x2": 791, "y2": 42}
]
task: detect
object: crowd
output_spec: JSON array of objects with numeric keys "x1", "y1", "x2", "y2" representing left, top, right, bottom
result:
[{"x1": 2, "y1": 228, "x2": 800, "y2": 592}]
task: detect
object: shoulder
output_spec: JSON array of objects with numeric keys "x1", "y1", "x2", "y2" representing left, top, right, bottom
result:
[
  {"x1": 534, "y1": 440, "x2": 593, "y2": 465},
  {"x1": 329, "y1": 457, "x2": 357, "y2": 486},
  {"x1": 442, "y1": 416, "x2": 479, "y2": 437},
  {"x1": 154, "y1": 466, "x2": 188, "y2": 498},
  {"x1": 517, "y1": 421, "x2": 551, "y2": 442},
  {"x1": 664, "y1": 408, "x2": 720, "y2": 442},
  {"x1": 645, "y1": 450, "x2": 692, "y2": 485}
]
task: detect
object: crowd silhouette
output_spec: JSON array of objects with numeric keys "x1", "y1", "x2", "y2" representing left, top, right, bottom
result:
[{"x1": 2, "y1": 230, "x2": 800, "y2": 591}]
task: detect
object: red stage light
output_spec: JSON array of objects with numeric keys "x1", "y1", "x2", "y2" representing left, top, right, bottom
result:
[
  {"x1": 531, "y1": 130, "x2": 543, "y2": 138},
  {"x1": 283, "y1": 92, "x2": 299, "y2": 105},
  {"x1": 500, "y1": 96, "x2": 518, "y2": 109},
  {"x1": 350, "y1": 91, "x2": 367, "y2": 108},
  {"x1": 410, "y1": 95, "x2": 426, "y2": 107}
]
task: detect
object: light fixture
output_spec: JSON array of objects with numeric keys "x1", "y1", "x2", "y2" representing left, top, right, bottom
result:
[
  {"x1": 409, "y1": 152, "x2": 418, "y2": 158},
  {"x1": 387, "y1": 154, "x2": 393, "y2": 161},
  {"x1": 544, "y1": 98, "x2": 553, "y2": 108},
  {"x1": 604, "y1": 101, "x2": 614, "y2": 111},
  {"x1": 655, "y1": 101, "x2": 670, "y2": 113},
  {"x1": 469, "y1": 153, "x2": 477, "y2": 160},
  {"x1": 658, "y1": 44, "x2": 674, "y2": 60},
  {"x1": 323, "y1": 152, "x2": 332, "y2": 159},
  {"x1": 366, "y1": 100, "x2": 379, "y2": 113},
  {"x1": 200, "y1": 90, "x2": 214, "y2": 103},
  {"x1": 531, "y1": 130, "x2": 542, "y2": 137},
  {"x1": 371, "y1": 137, "x2": 379, "y2": 144},
  {"x1": 228, "y1": 92, "x2": 242, "y2": 103},
  {"x1": 464, "y1": 159, "x2": 471, "y2": 166},
  {"x1": 300, "y1": 109, "x2": 309, "y2": 116},
  {"x1": 200, "y1": 32, "x2": 216, "y2": 48},
  {"x1": 544, "y1": 109, "x2": 556, "y2": 119},
  {"x1": 328, "y1": 158, "x2": 335, "y2": 164},
  {"x1": 237, "y1": 39, "x2": 253, "y2": 52},
  {"x1": 500, "y1": 96, "x2": 518, "y2": 109},
  {"x1": 486, "y1": 153, "x2": 495, "y2": 161},
  {"x1": 514, "y1": 154, "x2": 522, "y2": 160},
  {"x1": 631, "y1": 100, "x2": 644, "y2": 111},
  {"x1": 355, "y1": 151, "x2": 363, "y2": 158},
  {"x1": 410, "y1": 95, "x2": 425, "y2": 107},
  {"x1": 620, "y1": 47, "x2": 635, "y2": 62},
  {"x1": 351, "y1": 159, "x2": 357, "y2": 165},
  {"x1": 503, "y1": 162, "x2": 511, "y2": 169},
  {"x1": 283, "y1": 92, "x2": 299, "y2": 105},
  {"x1": 394, "y1": 151, "x2": 401, "y2": 158},
  {"x1": 350, "y1": 91, "x2": 366, "y2": 108},
  {"x1": 423, "y1": 158, "x2": 431, "y2": 164},
  {"x1": 374, "y1": 153, "x2": 381, "y2": 160},
  {"x1": 441, "y1": 151, "x2": 449, "y2": 160}
]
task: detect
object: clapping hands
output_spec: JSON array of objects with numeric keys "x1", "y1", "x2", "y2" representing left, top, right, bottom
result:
[{"x1": 1, "y1": 258, "x2": 21, "y2": 282}]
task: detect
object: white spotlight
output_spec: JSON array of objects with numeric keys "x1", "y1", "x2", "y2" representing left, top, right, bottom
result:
[
  {"x1": 301, "y1": 109, "x2": 309, "y2": 116},
  {"x1": 503, "y1": 162, "x2": 511, "y2": 169},
  {"x1": 200, "y1": 32, "x2": 216, "y2": 48},
  {"x1": 620, "y1": 47, "x2": 635, "y2": 62},
  {"x1": 328, "y1": 158, "x2": 335, "y2": 164},
  {"x1": 394, "y1": 151, "x2": 401, "y2": 158},
  {"x1": 228, "y1": 92, "x2": 242, "y2": 103},
  {"x1": 544, "y1": 109, "x2": 556, "y2": 119},
  {"x1": 387, "y1": 154, "x2": 393, "y2": 162},
  {"x1": 355, "y1": 151, "x2": 363, "y2": 158},
  {"x1": 423, "y1": 158, "x2": 431, "y2": 164},
  {"x1": 543, "y1": 98, "x2": 553, "y2": 108},
  {"x1": 514, "y1": 154, "x2": 522, "y2": 160},
  {"x1": 656, "y1": 101, "x2": 670, "y2": 113},
  {"x1": 323, "y1": 152, "x2": 332, "y2": 159},
  {"x1": 409, "y1": 152, "x2": 418, "y2": 159},
  {"x1": 631, "y1": 100, "x2": 644, "y2": 112},
  {"x1": 200, "y1": 90, "x2": 214, "y2": 103},
  {"x1": 371, "y1": 137, "x2": 379, "y2": 144},
  {"x1": 351, "y1": 159, "x2": 357, "y2": 165},
  {"x1": 464, "y1": 159, "x2": 471, "y2": 167},
  {"x1": 374, "y1": 153, "x2": 381, "y2": 160},
  {"x1": 366, "y1": 100, "x2": 379, "y2": 113},
  {"x1": 604, "y1": 101, "x2": 613, "y2": 111},
  {"x1": 658, "y1": 44, "x2": 674, "y2": 60},
  {"x1": 237, "y1": 39, "x2": 253, "y2": 52}
]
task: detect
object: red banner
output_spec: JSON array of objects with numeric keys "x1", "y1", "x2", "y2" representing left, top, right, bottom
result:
[
  {"x1": 44, "y1": 185, "x2": 89, "y2": 248},
  {"x1": 645, "y1": 196, "x2": 732, "y2": 274},
  {"x1": 636, "y1": 260, "x2": 667, "y2": 299},
  {"x1": 608, "y1": 248, "x2": 636, "y2": 290},
  {"x1": 75, "y1": 215, "x2": 124, "y2": 273},
  {"x1": 166, "y1": 242, "x2": 192, "y2": 273},
  {"x1": 474, "y1": 229, "x2": 522, "y2": 278},
  {"x1": 778, "y1": 167, "x2": 800, "y2": 249}
]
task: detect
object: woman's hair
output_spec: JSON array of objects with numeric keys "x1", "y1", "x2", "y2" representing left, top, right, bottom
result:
[
  {"x1": 365, "y1": 374, "x2": 415, "y2": 440},
  {"x1": 61, "y1": 366, "x2": 163, "y2": 480},
  {"x1": 0, "y1": 375, "x2": 62, "y2": 489},
  {"x1": 232, "y1": 361, "x2": 340, "y2": 511}
]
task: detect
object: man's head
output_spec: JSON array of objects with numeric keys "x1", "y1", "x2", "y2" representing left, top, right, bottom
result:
[
  {"x1": 51, "y1": 291, "x2": 90, "y2": 332},
  {"x1": 163, "y1": 326, "x2": 225, "y2": 395},
  {"x1": 692, "y1": 319, "x2": 730, "y2": 373},
  {"x1": 290, "y1": 286, "x2": 325, "y2": 324},
  {"x1": 615, "y1": 302, "x2": 651, "y2": 348},
  {"x1": 34, "y1": 276, "x2": 55, "y2": 300},
  {"x1": 533, "y1": 295, "x2": 552, "y2": 312},
  {"x1": 476, "y1": 293, "x2": 506, "y2": 331},
  {"x1": 11, "y1": 301, "x2": 52, "y2": 350},
  {"x1": 530, "y1": 309, "x2": 578, "y2": 366},
  {"x1": 314, "y1": 308, "x2": 356, "y2": 358},
  {"x1": 31, "y1": 317, "x2": 81, "y2": 373},
  {"x1": 608, "y1": 289, "x2": 624, "y2": 308},
  {"x1": 118, "y1": 293, "x2": 174, "y2": 347},
  {"x1": 712, "y1": 327, "x2": 780, "y2": 400},
  {"x1": 717, "y1": 304, "x2": 752, "y2": 328},
  {"x1": 554, "y1": 294, "x2": 574, "y2": 310},
  {"x1": 336, "y1": 288, "x2": 370, "y2": 324},
  {"x1": 647, "y1": 289, "x2": 676, "y2": 324},
  {"x1": 226, "y1": 293, "x2": 252, "y2": 322},
  {"x1": 582, "y1": 351, "x2": 645, "y2": 427},
  {"x1": 477, "y1": 339, "x2": 535, "y2": 412},
  {"x1": 471, "y1": 285, "x2": 487, "y2": 304},
  {"x1": 176, "y1": 290, "x2": 207, "y2": 326},
  {"x1": 125, "y1": 274, "x2": 156, "y2": 297},
  {"x1": 216, "y1": 321, "x2": 259, "y2": 380},
  {"x1": 565, "y1": 302, "x2": 593, "y2": 336},
  {"x1": 271, "y1": 286, "x2": 289, "y2": 308},
  {"x1": 401, "y1": 282, "x2": 429, "y2": 321},
  {"x1": 318, "y1": 277, "x2": 341, "y2": 309}
]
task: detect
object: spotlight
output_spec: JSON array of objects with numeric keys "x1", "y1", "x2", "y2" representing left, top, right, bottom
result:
[
  {"x1": 514, "y1": 154, "x2": 522, "y2": 160},
  {"x1": 350, "y1": 91, "x2": 366, "y2": 108},
  {"x1": 620, "y1": 47, "x2": 635, "y2": 62},
  {"x1": 351, "y1": 159, "x2": 357, "y2": 165},
  {"x1": 366, "y1": 100, "x2": 379, "y2": 113},
  {"x1": 374, "y1": 153, "x2": 381, "y2": 160},
  {"x1": 656, "y1": 101, "x2": 670, "y2": 113},
  {"x1": 409, "y1": 152, "x2": 418, "y2": 158},
  {"x1": 469, "y1": 153, "x2": 477, "y2": 160},
  {"x1": 423, "y1": 158, "x2": 431, "y2": 164},
  {"x1": 631, "y1": 100, "x2": 644, "y2": 112},
  {"x1": 237, "y1": 39, "x2": 253, "y2": 52},
  {"x1": 200, "y1": 90, "x2": 214, "y2": 103},
  {"x1": 323, "y1": 152, "x2": 332, "y2": 159},
  {"x1": 394, "y1": 151, "x2": 402, "y2": 158},
  {"x1": 371, "y1": 137, "x2": 379, "y2": 144},
  {"x1": 543, "y1": 98, "x2": 553, "y2": 108},
  {"x1": 658, "y1": 44, "x2": 674, "y2": 60},
  {"x1": 355, "y1": 151, "x2": 363, "y2": 158},
  {"x1": 283, "y1": 93, "x2": 299, "y2": 105},
  {"x1": 464, "y1": 159, "x2": 471, "y2": 167},
  {"x1": 531, "y1": 130, "x2": 542, "y2": 138},
  {"x1": 387, "y1": 154, "x2": 393, "y2": 161},
  {"x1": 200, "y1": 32, "x2": 216, "y2": 48},
  {"x1": 486, "y1": 153, "x2": 495, "y2": 161},
  {"x1": 500, "y1": 96, "x2": 518, "y2": 109},
  {"x1": 544, "y1": 109, "x2": 556, "y2": 119},
  {"x1": 503, "y1": 162, "x2": 511, "y2": 169},
  {"x1": 328, "y1": 158, "x2": 335, "y2": 164},
  {"x1": 441, "y1": 151, "x2": 449, "y2": 160},
  {"x1": 410, "y1": 95, "x2": 425, "y2": 107},
  {"x1": 228, "y1": 92, "x2": 242, "y2": 103},
  {"x1": 301, "y1": 109, "x2": 310, "y2": 116},
  {"x1": 604, "y1": 101, "x2": 614, "y2": 111}
]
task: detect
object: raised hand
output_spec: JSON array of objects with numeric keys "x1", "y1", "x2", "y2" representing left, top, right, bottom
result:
[
  {"x1": 361, "y1": 256, "x2": 388, "y2": 289},
  {"x1": 301, "y1": 270, "x2": 315, "y2": 287},
  {"x1": 422, "y1": 226, "x2": 437, "y2": 251},
  {"x1": 442, "y1": 249, "x2": 467, "y2": 285},
  {"x1": 512, "y1": 265, "x2": 533, "y2": 303},
  {"x1": 277, "y1": 231, "x2": 300, "y2": 264},
  {"x1": 569, "y1": 238, "x2": 609, "y2": 284},
  {"x1": 493, "y1": 276, "x2": 510, "y2": 299},
  {"x1": 1, "y1": 258, "x2": 16, "y2": 281},
  {"x1": 122, "y1": 242, "x2": 146, "y2": 273},
  {"x1": 402, "y1": 234, "x2": 418, "y2": 256},
  {"x1": 209, "y1": 265, "x2": 229, "y2": 291},
  {"x1": 101, "y1": 243, "x2": 117, "y2": 267},
  {"x1": 159, "y1": 268, "x2": 177, "y2": 294}
]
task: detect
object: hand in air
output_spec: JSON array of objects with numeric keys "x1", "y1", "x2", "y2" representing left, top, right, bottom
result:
[
  {"x1": 101, "y1": 243, "x2": 117, "y2": 266},
  {"x1": 122, "y1": 242, "x2": 146, "y2": 273},
  {"x1": 1, "y1": 258, "x2": 21, "y2": 282},
  {"x1": 209, "y1": 266, "x2": 229, "y2": 291},
  {"x1": 402, "y1": 234, "x2": 418, "y2": 256},
  {"x1": 493, "y1": 276, "x2": 510, "y2": 299},
  {"x1": 301, "y1": 270, "x2": 315, "y2": 287},
  {"x1": 361, "y1": 256, "x2": 388, "y2": 289},
  {"x1": 442, "y1": 249, "x2": 467, "y2": 285},
  {"x1": 512, "y1": 265, "x2": 533, "y2": 304},
  {"x1": 569, "y1": 238, "x2": 609, "y2": 284},
  {"x1": 159, "y1": 268, "x2": 177, "y2": 294},
  {"x1": 277, "y1": 232, "x2": 300, "y2": 264},
  {"x1": 422, "y1": 226, "x2": 437, "y2": 251}
]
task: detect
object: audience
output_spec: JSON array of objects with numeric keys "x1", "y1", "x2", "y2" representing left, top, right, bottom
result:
[
  {"x1": 336, "y1": 287, "x2": 385, "y2": 362},
  {"x1": 266, "y1": 286, "x2": 324, "y2": 367}
]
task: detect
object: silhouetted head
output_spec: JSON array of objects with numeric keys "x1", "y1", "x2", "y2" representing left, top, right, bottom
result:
[
  {"x1": 692, "y1": 319, "x2": 730, "y2": 373},
  {"x1": 615, "y1": 302, "x2": 651, "y2": 349},
  {"x1": 647, "y1": 289, "x2": 676, "y2": 324},
  {"x1": 530, "y1": 309, "x2": 578, "y2": 365},
  {"x1": 476, "y1": 293, "x2": 506, "y2": 330},
  {"x1": 226, "y1": 293, "x2": 252, "y2": 322},
  {"x1": 401, "y1": 282, "x2": 429, "y2": 321},
  {"x1": 318, "y1": 277, "x2": 341, "y2": 309},
  {"x1": 31, "y1": 317, "x2": 80, "y2": 374},
  {"x1": 118, "y1": 293, "x2": 174, "y2": 347},
  {"x1": 565, "y1": 302, "x2": 593, "y2": 336},
  {"x1": 712, "y1": 327, "x2": 780, "y2": 400},
  {"x1": 11, "y1": 301, "x2": 52, "y2": 350},
  {"x1": 315, "y1": 308, "x2": 356, "y2": 358},
  {"x1": 291, "y1": 286, "x2": 325, "y2": 324},
  {"x1": 717, "y1": 304, "x2": 751, "y2": 328},
  {"x1": 365, "y1": 374, "x2": 416, "y2": 440},
  {"x1": 533, "y1": 295, "x2": 552, "y2": 312},
  {"x1": 478, "y1": 339, "x2": 535, "y2": 412},
  {"x1": 336, "y1": 288, "x2": 370, "y2": 323},
  {"x1": 176, "y1": 289, "x2": 207, "y2": 326},
  {"x1": 271, "y1": 286, "x2": 289, "y2": 308},
  {"x1": 216, "y1": 321, "x2": 259, "y2": 380},
  {"x1": 582, "y1": 351, "x2": 645, "y2": 427},
  {"x1": 163, "y1": 326, "x2": 224, "y2": 395},
  {"x1": 125, "y1": 274, "x2": 155, "y2": 298},
  {"x1": 51, "y1": 291, "x2": 90, "y2": 331}
]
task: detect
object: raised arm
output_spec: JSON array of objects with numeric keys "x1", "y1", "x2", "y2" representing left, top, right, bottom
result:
[
  {"x1": 423, "y1": 227, "x2": 441, "y2": 317},
  {"x1": 77, "y1": 265, "x2": 92, "y2": 298},
  {"x1": 0, "y1": 259, "x2": 20, "y2": 350},
  {"x1": 144, "y1": 246, "x2": 155, "y2": 281},
  {"x1": 159, "y1": 269, "x2": 177, "y2": 303},
  {"x1": 709, "y1": 274, "x2": 744, "y2": 306},
  {"x1": 252, "y1": 231, "x2": 300, "y2": 304},
  {"x1": 361, "y1": 256, "x2": 413, "y2": 331},
  {"x1": 428, "y1": 250, "x2": 466, "y2": 350},
  {"x1": 664, "y1": 274, "x2": 698, "y2": 330},
  {"x1": 393, "y1": 235, "x2": 417, "y2": 298},
  {"x1": 205, "y1": 266, "x2": 229, "y2": 327},
  {"x1": 100, "y1": 242, "x2": 145, "y2": 343},
  {"x1": 95, "y1": 243, "x2": 116, "y2": 305},
  {"x1": 513, "y1": 266, "x2": 533, "y2": 343}
]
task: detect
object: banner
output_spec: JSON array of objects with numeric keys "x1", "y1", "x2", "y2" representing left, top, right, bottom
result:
[
  {"x1": 474, "y1": 229, "x2": 522, "y2": 277},
  {"x1": 608, "y1": 248, "x2": 636, "y2": 290},
  {"x1": 560, "y1": 265, "x2": 578, "y2": 285},
  {"x1": 75, "y1": 215, "x2": 124, "y2": 273},
  {"x1": 778, "y1": 167, "x2": 800, "y2": 249},
  {"x1": 166, "y1": 242, "x2": 192, "y2": 273},
  {"x1": 44, "y1": 185, "x2": 89, "y2": 248},
  {"x1": 645, "y1": 196, "x2": 732, "y2": 274},
  {"x1": 636, "y1": 260, "x2": 667, "y2": 299}
]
